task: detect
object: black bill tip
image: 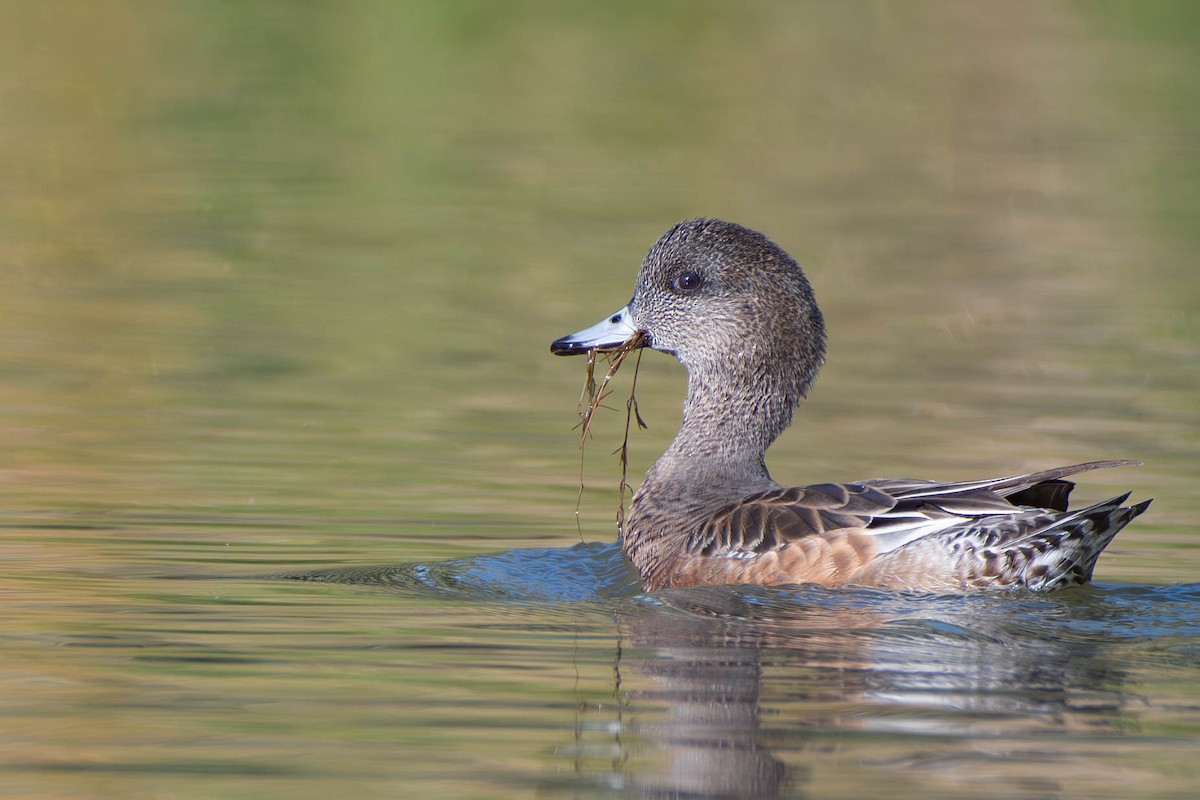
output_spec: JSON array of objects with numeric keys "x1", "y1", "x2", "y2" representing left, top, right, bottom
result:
[{"x1": 550, "y1": 336, "x2": 593, "y2": 356}]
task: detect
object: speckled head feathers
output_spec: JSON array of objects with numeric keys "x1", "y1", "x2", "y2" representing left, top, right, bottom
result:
[{"x1": 629, "y1": 218, "x2": 826, "y2": 400}]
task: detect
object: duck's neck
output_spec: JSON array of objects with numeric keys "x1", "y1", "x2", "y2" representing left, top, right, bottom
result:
[{"x1": 644, "y1": 357, "x2": 801, "y2": 496}]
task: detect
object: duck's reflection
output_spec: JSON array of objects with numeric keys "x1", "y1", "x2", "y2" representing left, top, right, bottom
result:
[
  {"x1": 615, "y1": 592, "x2": 791, "y2": 798},
  {"x1": 580, "y1": 585, "x2": 1129, "y2": 799}
]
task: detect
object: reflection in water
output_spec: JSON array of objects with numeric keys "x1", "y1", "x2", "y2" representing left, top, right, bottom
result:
[
  {"x1": 283, "y1": 544, "x2": 1198, "y2": 797},
  {"x1": 613, "y1": 591, "x2": 795, "y2": 799},
  {"x1": 593, "y1": 586, "x2": 1130, "y2": 799}
]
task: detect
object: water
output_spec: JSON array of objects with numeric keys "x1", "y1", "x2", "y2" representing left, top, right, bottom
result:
[{"x1": 2, "y1": 2, "x2": 1199, "y2": 797}]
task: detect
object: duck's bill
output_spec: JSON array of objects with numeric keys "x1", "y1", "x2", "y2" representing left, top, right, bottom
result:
[{"x1": 550, "y1": 305, "x2": 642, "y2": 355}]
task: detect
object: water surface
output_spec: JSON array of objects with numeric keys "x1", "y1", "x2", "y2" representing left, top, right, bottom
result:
[{"x1": 2, "y1": 2, "x2": 1198, "y2": 798}]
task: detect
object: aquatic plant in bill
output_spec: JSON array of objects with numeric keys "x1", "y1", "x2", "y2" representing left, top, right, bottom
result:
[{"x1": 572, "y1": 331, "x2": 647, "y2": 538}]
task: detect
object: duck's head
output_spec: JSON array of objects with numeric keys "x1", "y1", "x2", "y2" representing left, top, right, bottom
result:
[{"x1": 552, "y1": 218, "x2": 826, "y2": 400}]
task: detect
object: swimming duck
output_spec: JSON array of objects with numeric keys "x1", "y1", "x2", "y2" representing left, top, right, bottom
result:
[{"x1": 551, "y1": 218, "x2": 1150, "y2": 592}]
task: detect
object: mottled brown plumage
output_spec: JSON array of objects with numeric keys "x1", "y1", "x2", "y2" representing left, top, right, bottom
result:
[{"x1": 552, "y1": 219, "x2": 1150, "y2": 593}]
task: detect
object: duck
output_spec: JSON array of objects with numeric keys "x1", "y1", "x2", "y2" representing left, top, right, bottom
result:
[{"x1": 551, "y1": 218, "x2": 1150, "y2": 593}]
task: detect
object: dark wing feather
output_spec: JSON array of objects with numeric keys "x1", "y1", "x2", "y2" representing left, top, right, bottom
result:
[{"x1": 1006, "y1": 479, "x2": 1074, "y2": 512}]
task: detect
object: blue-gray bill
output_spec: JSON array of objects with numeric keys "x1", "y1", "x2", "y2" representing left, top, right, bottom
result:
[{"x1": 551, "y1": 305, "x2": 640, "y2": 355}]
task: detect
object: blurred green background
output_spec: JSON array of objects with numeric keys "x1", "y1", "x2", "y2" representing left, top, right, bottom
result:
[{"x1": 3, "y1": 2, "x2": 1195, "y2": 555}]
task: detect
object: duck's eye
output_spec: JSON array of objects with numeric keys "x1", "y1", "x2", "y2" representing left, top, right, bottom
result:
[{"x1": 672, "y1": 271, "x2": 703, "y2": 294}]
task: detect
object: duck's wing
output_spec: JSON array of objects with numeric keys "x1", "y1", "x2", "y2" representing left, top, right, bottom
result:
[
  {"x1": 684, "y1": 460, "x2": 1142, "y2": 560},
  {"x1": 685, "y1": 481, "x2": 898, "y2": 558}
]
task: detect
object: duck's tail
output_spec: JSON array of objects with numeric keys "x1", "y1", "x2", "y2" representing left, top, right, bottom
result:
[{"x1": 1001, "y1": 493, "x2": 1152, "y2": 591}]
